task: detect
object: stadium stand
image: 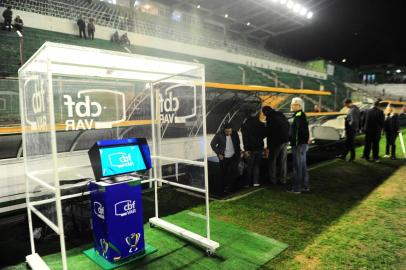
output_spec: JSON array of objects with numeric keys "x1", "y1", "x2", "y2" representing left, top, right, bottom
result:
[
  {"x1": 0, "y1": 0, "x2": 352, "y2": 126},
  {"x1": 346, "y1": 83, "x2": 405, "y2": 101},
  {"x1": 0, "y1": 0, "x2": 323, "y2": 73}
]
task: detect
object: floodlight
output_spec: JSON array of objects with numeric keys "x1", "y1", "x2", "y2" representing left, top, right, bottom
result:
[
  {"x1": 287, "y1": 1, "x2": 294, "y2": 9},
  {"x1": 306, "y1": 11, "x2": 313, "y2": 19},
  {"x1": 144, "y1": 4, "x2": 150, "y2": 10},
  {"x1": 300, "y1": 7, "x2": 307, "y2": 16},
  {"x1": 342, "y1": 59, "x2": 347, "y2": 63},
  {"x1": 224, "y1": 13, "x2": 229, "y2": 18},
  {"x1": 197, "y1": 4, "x2": 200, "y2": 8},
  {"x1": 396, "y1": 69, "x2": 402, "y2": 73},
  {"x1": 293, "y1": 3, "x2": 301, "y2": 13},
  {"x1": 246, "y1": 22, "x2": 251, "y2": 26}
]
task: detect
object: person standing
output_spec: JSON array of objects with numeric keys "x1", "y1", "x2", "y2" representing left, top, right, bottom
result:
[
  {"x1": 2, "y1": 6, "x2": 12, "y2": 31},
  {"x1": 210, "y1": 123, "x2": 241, "y2": 193},
  {"x1": 288, "y1": 97, "x2": 310, "y2": 194},
  {"x1": 241, "y1": 109, "x2": 266, "y2": 187},
  {"x1": 363, "y1": 100, "x2": 385, "y2": 162},
  {"x1": 262, "y1": 106, "x2": 289, "y2": 185},
  {"x1": 77, "y1": 16, "x2": 86, "y2": 39},
  {"x1": 338, "y1": 99, "x2": 360, "y2": 162},
  {"x1": 383, "y1": 106, "x2": 400, "y2": 159},
  {"x1": 87, "y1": 18, "x2": 95, "y2": 40}
]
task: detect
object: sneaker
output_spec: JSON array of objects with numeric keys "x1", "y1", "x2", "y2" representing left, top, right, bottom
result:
[
  {"x1": 287, "y1": 189, "x2": 301, "y2": 194},
  {"x1": 253, "y1": 183, "x2": 261, "y2": 187},
  {"x1": 302, "y1": 187, "x2": 310, "y2": 192},
  {"x1": 374, "y1": 159, "x2": 380, "y2": 163},
  {"x1": 383, "y1": 155, "x2": 390, "y2": 158}
]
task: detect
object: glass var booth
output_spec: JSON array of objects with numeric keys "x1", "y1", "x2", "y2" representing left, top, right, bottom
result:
[{"x1": 19, "y1": 42, "x2": 218, "y2": 269}]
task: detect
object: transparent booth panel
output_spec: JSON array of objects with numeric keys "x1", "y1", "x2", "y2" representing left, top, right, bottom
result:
[{"x1": 152, "y1": 68, "x2": 206, "y2": 188}]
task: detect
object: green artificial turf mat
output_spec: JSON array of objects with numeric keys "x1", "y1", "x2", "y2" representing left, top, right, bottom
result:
[
  {"x1": 5, "y1": 211, "x2": 287, "y2": 269},
  {"x1": 83, "y1": 244, "x2": 157, "y2": 270}
]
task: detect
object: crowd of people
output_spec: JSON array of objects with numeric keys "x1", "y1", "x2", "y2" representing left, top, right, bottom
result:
[
  {"x1": 211, "y1": 97, "x2": 402, "y2": 195},
  {"x1": 2, "y1": 6, "x2": 24, "y2": 32},
  {"x1": 76, "y1": 15, "x2": 132, "y2": 45},
  {"x1": 110, "y1": 31, "x2": 131, "y2": 45},
  {"x1": 76, "y1": 16, "x2": 95, "y2": 40},
  {"x1": 211, "y1": 97, "x2": 310, "y2": 194}
]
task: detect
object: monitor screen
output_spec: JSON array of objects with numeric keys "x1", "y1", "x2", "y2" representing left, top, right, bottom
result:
[{"x1": 99, "y1": 145, "x2": 147, "y2": 177}]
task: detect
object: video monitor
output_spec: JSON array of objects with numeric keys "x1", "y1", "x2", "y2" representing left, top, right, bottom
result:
[{"x1": 88, "y1": 138, "x2": 151, "y2": 181}]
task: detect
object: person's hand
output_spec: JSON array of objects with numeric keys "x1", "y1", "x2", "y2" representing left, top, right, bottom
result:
[
  {"x1": 243, "y1": 151, "x2": 250, "y2": 158},
  {"x1": 218, "y1": 154, "x2": 224, "y2": 161},
  {"x1": 263, "y1": 149, "x2": 269, "y2": 159}
]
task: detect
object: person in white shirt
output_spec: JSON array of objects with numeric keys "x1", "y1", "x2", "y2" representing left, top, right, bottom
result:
[{"x1": 210, "y1": 123, "x2": 241, "y2": 194}]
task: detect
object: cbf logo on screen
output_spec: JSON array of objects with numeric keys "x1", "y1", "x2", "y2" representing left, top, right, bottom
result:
[
  {"x1": 94, "y1": 202, "x2": 105, "y2": 219},
  {"x1": 159, "y1": 83, "x2": 197, "y2": 124},
  {"x1": 63, "y1": 89, "x2": 126, "y2": 131},
  {"x1": 108, "y1": 152, "x2": 134, "y2": 168},
  {"x1": 115, "y1": 200, "x2": 136, "y2": 217}
]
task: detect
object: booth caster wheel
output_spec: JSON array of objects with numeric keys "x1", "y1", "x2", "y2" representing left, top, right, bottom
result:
[{"x1": 206, "y1": 250, "x2": 214, "y2": 257}]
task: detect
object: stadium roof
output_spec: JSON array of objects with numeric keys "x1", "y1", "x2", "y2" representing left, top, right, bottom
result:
[{"x1": 154, "y1": 0, "x2": 333, "y2": 40}]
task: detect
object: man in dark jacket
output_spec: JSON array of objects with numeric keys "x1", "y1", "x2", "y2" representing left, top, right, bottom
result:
[
  {"x1": 241, "y1": 109, "x2": 265, "y2": 187},
  {"x1": 87, "y1": 18, "x2": 95, "y2": 40},
  {"x1": 2, "y1": 6, "x2": 12, "y2": 31},
  {"x1": 77, "y1": 16, "x2": 86, "y2": 39},
  {"x1": 288, "y1": 97, "x2": 310, "y2": 194},
  {"x1": 363, "y1": 100, "x2": 384, "y2": 162},
  {"x1": 210, "y1": 123, "x2": 241, "y2": 193},
  {"x1": 383, "y1": 106, "x2": 400, "y2": 159},
  {"x1": 262, "y1": 106, "x2": 290, "y2": 185},
  {"x1": 338, "y1": 98, "x2": 360, "y2": 161}
]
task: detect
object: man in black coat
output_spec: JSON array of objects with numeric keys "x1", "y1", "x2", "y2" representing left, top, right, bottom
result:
[
  {"x1": 210, "y1": 123, "x2": 241, "y2": 193},
  {"x1": 77, "y1": 16, "x2": 86, "y2": 39},
  {"x1": 288, "y1": 97, "x2": 310, "y2": 194},
  {"x1": 2, "y1": 6, "x2": 12, "y2": 31},
  {"x1": 383, "y1": 106, "x2": 400, "y2": 159},
  {"x1": 241, "y1": 109, "x2": 266, "y2": 187},
  {"x1": 363, "y1": 100, "x2": 385, "y2": 162},
  {"x1": 262, "y1": 106, "x2": 290, "y2": 185},
  {"x1": 338, "y1": 98, "x2": 360, "y2": 161}
]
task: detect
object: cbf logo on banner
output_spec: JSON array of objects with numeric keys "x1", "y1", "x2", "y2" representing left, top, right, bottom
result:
[
  {"x1": 159, "y1": 83, "x2": 197, "y2": 124},
  {"x1": 24, "y1": 79, "x2": 48, "y2": 131},
  {"x1": 63, "y1": 89, "x2": 126, "y2": 131},
  {"x1": 0, "y1": 91, "x2": 18, "y2": 111}
]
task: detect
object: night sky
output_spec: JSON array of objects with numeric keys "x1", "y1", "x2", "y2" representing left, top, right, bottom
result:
[{"x1": 266, "y1": 0, "x2": 406, "y2": 67}]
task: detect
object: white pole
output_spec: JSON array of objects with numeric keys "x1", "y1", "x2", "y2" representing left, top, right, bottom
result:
[
  {"x1": 19, "y1": 74, "x2": 36, "y2": 255},
  {"x1": 399, "y1": 131, "x2": 406, "y2": 158},
  {"x1": 201, "y1": 67, "x2": 211, "y2": 241},
  {"x1": 47, "y1": 61, "x2": 68, "y2": 270},
  {"x1": 150, "y1": 83, "x2": 159, "y2": 218}
]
